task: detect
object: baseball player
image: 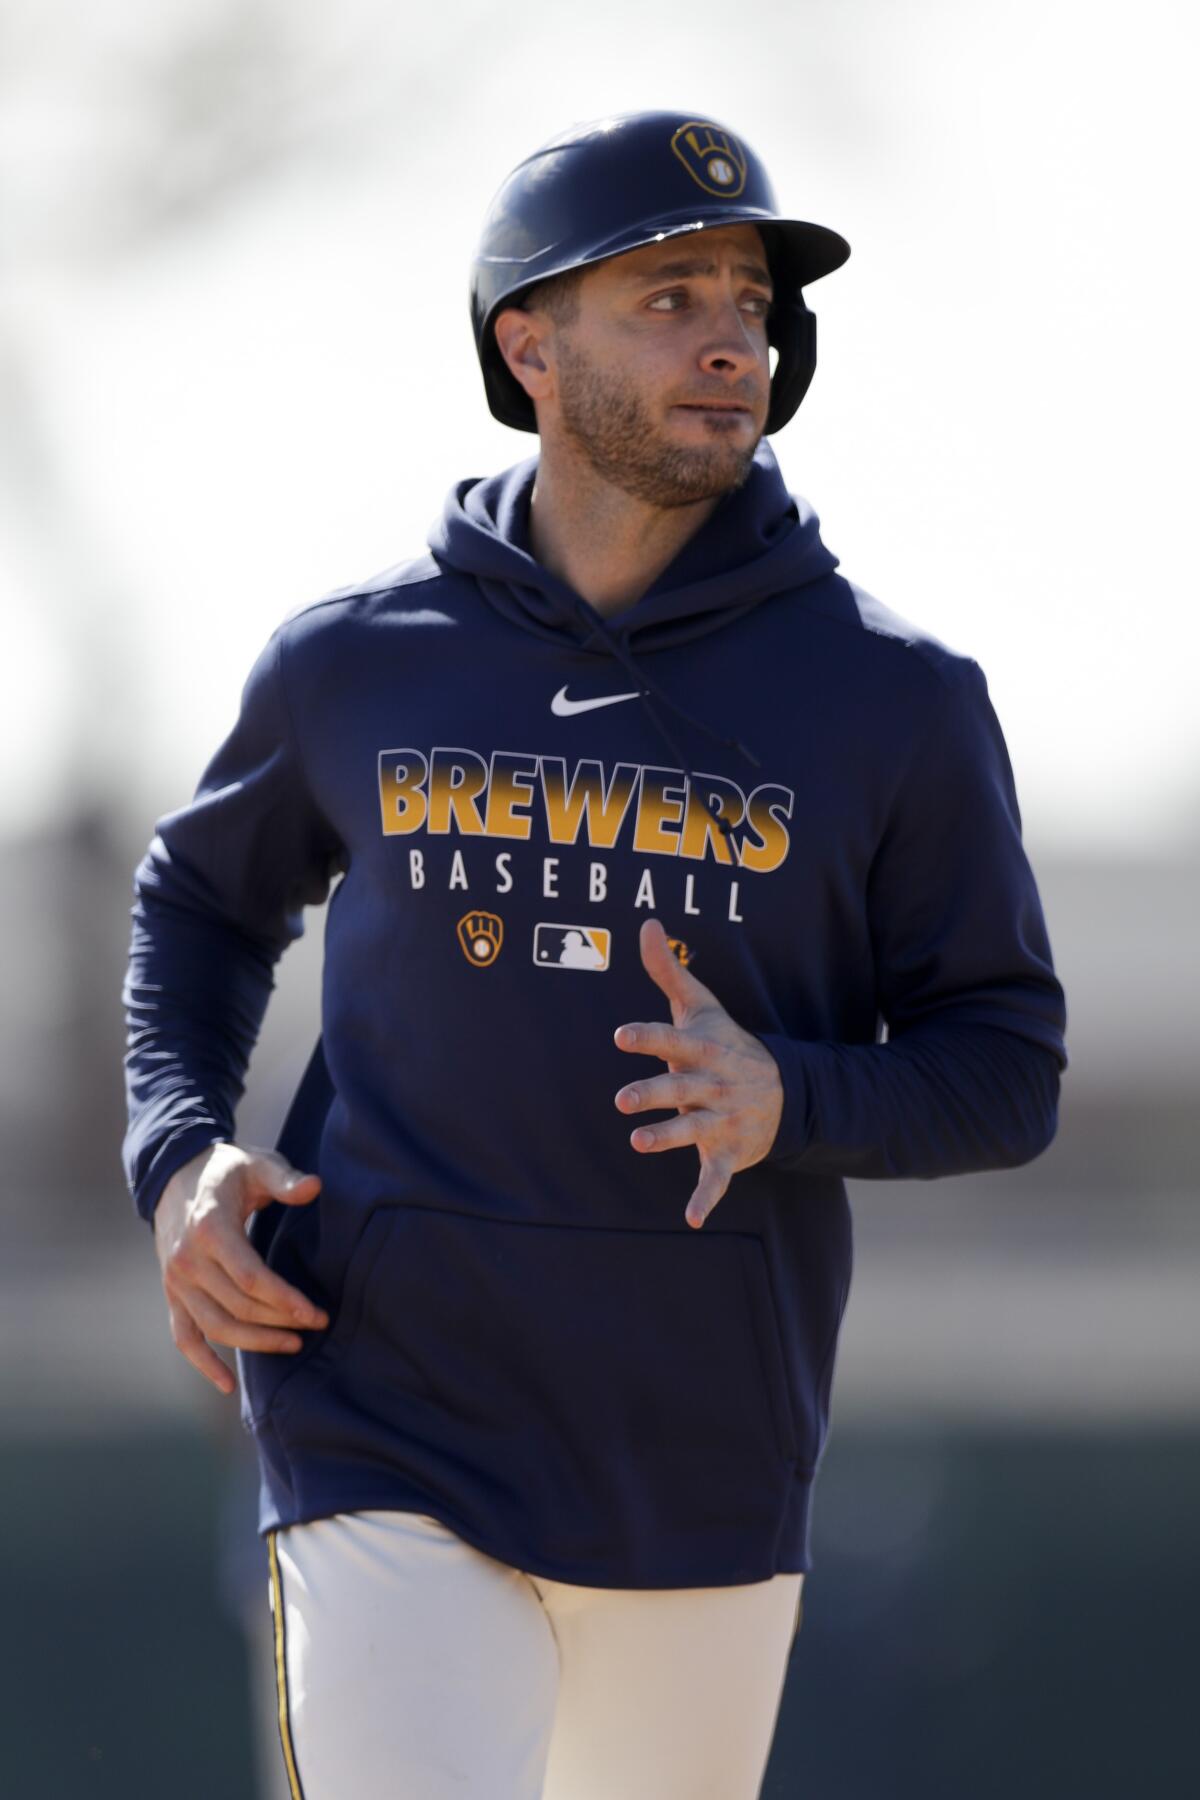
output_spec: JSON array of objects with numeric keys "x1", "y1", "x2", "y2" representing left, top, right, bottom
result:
[{"x1": 122, "y1": 111, "x2": 1068, "y2": 1799}]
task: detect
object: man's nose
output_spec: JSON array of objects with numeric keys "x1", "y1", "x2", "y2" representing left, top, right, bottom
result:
[{"x1": 696, "y1": 293, "x2": 765, "y2": 379}]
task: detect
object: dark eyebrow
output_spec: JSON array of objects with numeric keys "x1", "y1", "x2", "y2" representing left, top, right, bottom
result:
[{"x1": 626, "y1": 256, "x2": 774, "y2": 292}]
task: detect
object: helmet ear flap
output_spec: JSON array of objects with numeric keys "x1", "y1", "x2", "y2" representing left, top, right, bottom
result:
[{"x1": 765, "y1": 300, "x2": 817, "y2": 436}]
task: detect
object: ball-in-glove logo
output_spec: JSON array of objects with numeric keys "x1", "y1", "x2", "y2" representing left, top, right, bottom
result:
[
  {"x1": 457, "y1": 910, "x2": 503, "y2": 966},
  {"x1": 670, "y1": 123, "x2": 748, "y2": 197}
]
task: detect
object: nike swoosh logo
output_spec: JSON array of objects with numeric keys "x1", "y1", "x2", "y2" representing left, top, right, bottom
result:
[{"x1": 551, "y1": 685, "x2": 641, "y2": 717}]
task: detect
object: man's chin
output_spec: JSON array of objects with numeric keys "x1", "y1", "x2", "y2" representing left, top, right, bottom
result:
[
  {"x1": 647, "y1": 437, "x2": 759, "y2": 507},
  {"x1": 562, "y1": 404, "x2": 762, "y2": 508}
]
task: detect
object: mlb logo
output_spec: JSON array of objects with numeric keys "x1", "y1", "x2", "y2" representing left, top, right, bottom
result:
[{"x1": 533, "y1": 922, "x2": 612, "y2": 971}]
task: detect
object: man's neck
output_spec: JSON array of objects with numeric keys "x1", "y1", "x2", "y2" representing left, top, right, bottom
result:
[{"x1": 527, "y1": 447, "x2": 720, "y2": 620}]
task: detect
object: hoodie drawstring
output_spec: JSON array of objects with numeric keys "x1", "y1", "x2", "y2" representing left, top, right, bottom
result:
[{"x1": 563, "y1": 593, "x2": 761, "y2": 847}]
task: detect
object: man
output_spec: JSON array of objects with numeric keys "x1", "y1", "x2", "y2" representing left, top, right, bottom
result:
[{"x1": 122, "y1": 111, "x2": 1067, "y2": 1799}]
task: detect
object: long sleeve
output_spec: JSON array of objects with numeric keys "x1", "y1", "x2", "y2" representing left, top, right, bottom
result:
[
  {"x1": 121, "y1": 627, "x2": 346, "y2": 1221},
  {"x1": 754, "y1": 656, "x2": 1067, "y2": 1179}
]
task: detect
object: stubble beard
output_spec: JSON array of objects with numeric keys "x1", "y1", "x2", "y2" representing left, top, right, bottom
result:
[{"x1": 553, "y1": 335, "x2": 761, "y2": 509}]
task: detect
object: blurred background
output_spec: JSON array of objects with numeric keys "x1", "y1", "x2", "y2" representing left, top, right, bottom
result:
[{"x1": 1, "y1": 0, "x2": 1196, "y2": 1794}]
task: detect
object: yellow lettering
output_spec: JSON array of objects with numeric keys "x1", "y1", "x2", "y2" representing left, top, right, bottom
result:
[
  {"x1": 633, "y1": 767, "x2": 686, "y2": 856},
  {"x1": 378, "y1": 749, "x2": 428, "y2": 836},
  {"x1": 483, "y1": 752, "x2": 538, "y2": 839},
  {"x1": 540, "y1": 758, "x2": 639, "y2": 848},
  {"x1": 739, "y1": 784, "x2": 794, "y2": 874},
  {"x1": 679, "y1": 773, "x2": 747, "y2": 865},
  {"x1": 428, "y1": 748, "x2": 488, "y2": 835}
]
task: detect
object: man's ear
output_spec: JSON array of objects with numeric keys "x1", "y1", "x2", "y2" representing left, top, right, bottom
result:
[{"x1": 492, "y1": 307, "x2": 554, "y2": 404}]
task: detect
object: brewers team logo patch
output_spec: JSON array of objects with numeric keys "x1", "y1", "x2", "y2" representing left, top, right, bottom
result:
[
  {"x1": 533, "y1": 922, "x2": 612, "y2": 971},
  {"x1": 666, "y1": 936, "x2": 693, "y2": 967},
  {"x1": 670, "y1": 123, "x2": 748, "y2": 197},
  {"x1": 457, "y1": 910, "x2": 503, "y2": 966}
]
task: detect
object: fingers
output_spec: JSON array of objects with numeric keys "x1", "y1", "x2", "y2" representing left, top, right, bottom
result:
[
  {"x1": 192, "y1": 1257, "x2": 326, "y2": 1334},
  {"x1": 619, "y1": 1085, "x2": 734, "y2": 1227},
  {"x1": 242, "y1": 1148, "x2": 322, "y2": 1211},
  {"x1": 163, "y1": 1212, "x2": 328, "y2": 1400},
  {"x1": 164, "y1": 1262, "x2": 321, "y2": 1399},
  {"x1": 156, "y1": 1143, "x2": 329, "y2": 1395},
  {"x1": 627, "y1": 1109, "x2": 718, "y2": 1153},
  {"x1": 614, "y1": 1071, "x2": 723, "y2": 1114},
  {"x1": 184, "y1": 1287, "x2": 306, "y2": 1355},
  {"x1": 617, "y1": 1087, "x2": 734, "y2": 1229},
  {"x1": 637, "y1": 918, "x2": 719, "y2": 1010},
  {"x1": 167, "y1": 1303, "x2": 237, "y2": 1396},
  {"x1": 614, "y1": 1022, "x2": 720, "y2": 1066},
  {"x1": 685, "y1": 1156, "x2": 734, "y2": 1230},
  {"x1": 215, "y1": 1230, "x2": 328, "y2": 1329}
]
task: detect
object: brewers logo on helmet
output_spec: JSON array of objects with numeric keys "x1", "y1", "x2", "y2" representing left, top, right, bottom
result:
[{"x1": 670, "y1": 122, "x2": 748, "y2": 197}]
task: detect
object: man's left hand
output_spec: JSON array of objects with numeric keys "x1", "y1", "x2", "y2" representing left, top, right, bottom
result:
[{"x1": 613, "y1": 917, "x2": 784, "y2": 1229}]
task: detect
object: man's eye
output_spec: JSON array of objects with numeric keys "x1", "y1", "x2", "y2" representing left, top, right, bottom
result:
[{"x1": 646, "y1": 292, "x2": 773, "y2": 317}]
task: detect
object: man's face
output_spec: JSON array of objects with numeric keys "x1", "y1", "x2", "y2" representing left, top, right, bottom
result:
[{"x1": 542, "y1": 224, "x2": 774, "y2": 509}]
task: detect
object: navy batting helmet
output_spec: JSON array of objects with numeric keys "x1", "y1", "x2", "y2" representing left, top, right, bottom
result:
[{"x1": 470, "y1": 110, "x2": 850, "y2": 436}]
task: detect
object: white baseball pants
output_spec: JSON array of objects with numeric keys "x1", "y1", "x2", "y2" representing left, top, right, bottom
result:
[{"x1": 267, "y1": 1509, "x2": 804, "y2": 1800}]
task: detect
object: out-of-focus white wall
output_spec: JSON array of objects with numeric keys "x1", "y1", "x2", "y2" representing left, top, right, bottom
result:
[{"x1": 1, "y1": 0, "x2": 1196, "y2": 854}]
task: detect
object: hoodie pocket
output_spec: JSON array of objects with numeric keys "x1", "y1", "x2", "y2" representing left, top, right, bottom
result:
[
  {"x1": 270, "y1": 1206, "x2": 803, "y2": 1575},
  {"x1": 240, "y1": 1201, "x2": 379, "y2": 1428}
]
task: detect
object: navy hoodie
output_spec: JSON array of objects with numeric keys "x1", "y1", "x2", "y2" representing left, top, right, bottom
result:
[{"x1": 122, "y1": 442, "x2": 1067, "y2": 1586}]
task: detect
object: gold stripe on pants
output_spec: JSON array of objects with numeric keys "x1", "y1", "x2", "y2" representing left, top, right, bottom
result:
[{"x1": 268, "y1": 1529, "x2": 305, "y2": 1800}]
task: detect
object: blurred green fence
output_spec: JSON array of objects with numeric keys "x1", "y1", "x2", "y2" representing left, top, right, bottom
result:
[{"x1": 4, "y1": 1422, "x2": 1197, "y2": 1798}]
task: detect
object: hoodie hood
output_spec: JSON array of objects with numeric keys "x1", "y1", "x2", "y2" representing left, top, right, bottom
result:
[
  {"x1": 428, "y1": 439, "x2": 838, "y2": 657},
  {"x1": 427, "y1": 442, "x2": 839, "y2": 840}
]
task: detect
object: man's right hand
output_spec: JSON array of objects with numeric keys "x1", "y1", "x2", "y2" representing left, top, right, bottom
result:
[{"x1": 153, "y1": 1141, "x2": 328, "y2": 1396}]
